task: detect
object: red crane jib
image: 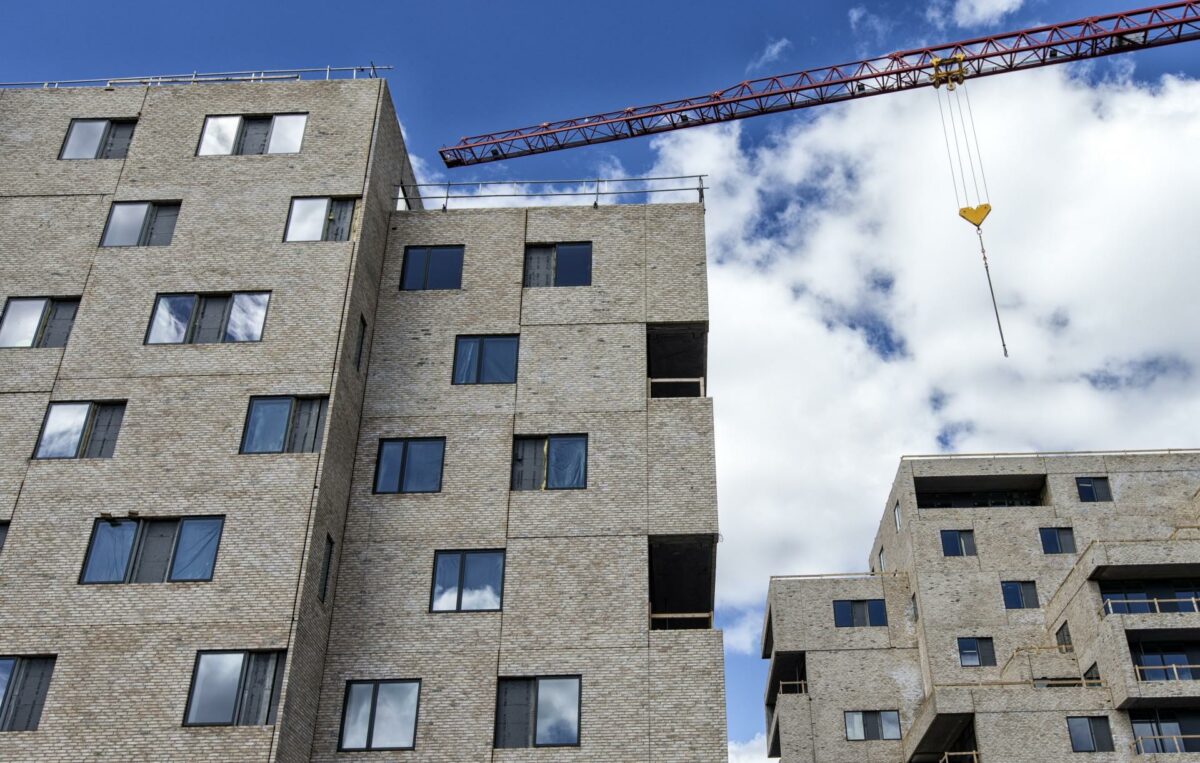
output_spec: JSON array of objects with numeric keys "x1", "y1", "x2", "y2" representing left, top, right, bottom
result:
[{"x1": 439, "y1": 1, "x2": 1200, "y2": 167}]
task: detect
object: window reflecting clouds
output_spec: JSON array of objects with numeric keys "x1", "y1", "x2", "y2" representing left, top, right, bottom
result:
[
  {"x1": 431, "y1": 553, "x2": 460, "y2": 611},
  {"x1": 186, "y1": 652, "x2": 244, "y2": 724},
  {"x1": 461, "y1": 552, "x2": 504, "y2": 610},
  {"x1": 36, "y1": 402, "x2": 90, "y2": 458},
  {"x1": 241, "y1": 397, "x2": 292, "y2": 453},
  {"x1": 340, "y1": 682, "x2": 373, "y2": 749},
  {"x1": 198, "y1": 116, "x2": 239, "y2": 155},
  {"x1": 0, "y1": 298, "x2": 47, "y2": 347},
  {"x1": 267, "y1": 114, "x2": 306, "y2": 154},
  {"x1": 61, "y1": 119, "x2": 106, "y2": 159},
  {"x1": 224, "y1": 293, "x2": 269, "y2": 342},
  {"x1": 371, "y1": 682, "x2": 418, "y2": 748},
  {"x1": 285, "y1": 198, "x2": 328, "y2": 241},
  {"x1": 146, "y1": 295, "x2": 196, "y2": 344},
  {"x1": 535, "y1": 677, "x2": 580, "y2": 745},
  {"x1": 101, "y1": 202, "x2": 150, "y2": 247}
]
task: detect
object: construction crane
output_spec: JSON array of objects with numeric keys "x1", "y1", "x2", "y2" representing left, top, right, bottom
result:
[{"x1": 438, "y1": 2, "x2": 1200, "y2": 167}]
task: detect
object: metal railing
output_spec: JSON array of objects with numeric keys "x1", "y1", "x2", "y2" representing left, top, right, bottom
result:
[
  {"x1": 0, "y1": 65, "x2": 390, "y2": 89},
  {"x1": 648, "y1": 377, "x2": 706, "y2": 398},
  {"x1": 901, "y1": 448, "x2": 1200, "y2": 460},
  {"x1": 1134, "y1": 663, "x2": 1200, "y2": 681},
  {"x1": 1101, "y1": 596, "x2": 1200, "y2": 616},
  {"x1": 777, "y1": 680, "x2": 808, "y2": 695},
  {"x1": 771, "y1": 570, "x2": 907, "y2": 581},
  {"x1": 939, "y1": 753, "x2": 980, "y2": 763},
  {"x1": 1132, "y1": 734, "x2": 1200, "y2": 754},
  {"x1": 933, "y1": 676, "x2": 1103, "y2": 690},
  {"x1": 395, "y1": 175, "x2": 708, "y2": 210}
]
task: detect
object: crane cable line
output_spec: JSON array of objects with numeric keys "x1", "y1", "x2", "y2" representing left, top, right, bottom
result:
[{"x1": 931, "y1": 56, "x2": 1009, "y2": 358}]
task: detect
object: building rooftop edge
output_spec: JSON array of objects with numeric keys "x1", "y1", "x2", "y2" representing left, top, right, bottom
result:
[{"x1": 901, "y1": 447, "x2": 1200, "y2": 460}]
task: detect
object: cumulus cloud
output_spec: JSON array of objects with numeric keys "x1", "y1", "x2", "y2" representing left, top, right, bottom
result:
[
  {"x1": 746, "y1": 38, "x2": 792, "y2": 74},
  {"x1": 927, "y1": 0, "x2": 1025, "y2": 28},
  {"x1": 729, "y1": 732, "x2": 770, "y2": 763},
  {"x1": 721, "y1": 607, "x2": 765, "y2": 655},
  {"x1": 848, "y1": 6, "x2": 892, "y2": 45}
]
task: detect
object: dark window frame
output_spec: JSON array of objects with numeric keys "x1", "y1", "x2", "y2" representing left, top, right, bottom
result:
[
  {"x1": 1067, "y1": 715, "x2": 1115, "y2": 752},
  {"x1": 493, "y1": 675, "x2": 583, "y2": 749},
  {"x1": 1040, "y1": 527, "x2": 1077, "y2": 554},
  {"x1": 355, "y1": 315, "x2": 367, "y2": 371},
  {"x1": 0, "y1": 296, "x2": 80, "y2": 349},
  {"x1": 510, "y1": 434, "x2": 589, "y2": 491},
  {"x1": 181, "y1": 649, "x2": 285, "y2": 728},
  {"x1": 319, "y1": 534, "x2": 334, "y2": 603},
  {"x1": 99, "y1": 201, "x2": 181, "y2": 247},
  {"x1": 452, "y1": 335, "x2": 520, "y2": 385},
  {"x1": 940, "y1": 529, "x2": 977, "y2": 557},
  {"x1": 428, "y1": 549, "x2": 506, "y2": 613},
  {"x1": 337, "y1": 678, "x2": 421, "y2": 752},
  {"x1": 843, "y1": 709, "x2": 902, "y2": 741},
  {"x1": 143, "y1": 291, "x2": 270, "y2": 345},
  {"x1": 32, "y1": 400, "x2": 126, "y2": 460},
  {"x1": 957, "y1": 637, "x2": 997, "y2": 667},
  {"x1": 59, "y1": 118, "x2": 137, "y2": 160},
  {"x1": 238, "y1": 395, "x2": 328, "y2": 455},
  {"x1": 282, "y1": 196, "x2": 356, "y2": 243},
  {"x1": 195, "y1": 113, "x2": 308, "y2": 157},
  {"x1": 833, "y1": 599, "x2": 888, "y2": 628},
  {"x1": 1001, "y1": 580, "x2": 1040, "y2": 609},
  {"x1": 78, "y1": 515, "x2": 224, "y2": 585},
  {"x1": 372, "y1": 438, "x2": 446, "y2": 494},
  {"x1": 400, "y1": 245, "x2": 465, "y2": 291},
  {"x1": 0, "y1": 655, "x2": 56, "y2": 732},
  {"x1": 1076, "y1": 476, "x2": 1113, "y2": 503},
  {"x1": 522, "y1": 242, "x2": 593, "y2": 288}
]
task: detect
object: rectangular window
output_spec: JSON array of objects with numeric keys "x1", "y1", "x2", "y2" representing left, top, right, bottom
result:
[
  {"x1": 100, "y1": 201, "x2": 180, "y2": 247},
  {"x1": 240, "y1": 396, "x2": 327, "y2": 454},
  {"x1": 401, "y1": 246, "x2": 464, "y2": 290},
  {"x1": 339, "y1": 679, "x2": 420, "y2": 751},
  {"x1": 284, "y1": 197, "x2": 354, "y2": 242},
  {"x1": 355, "y1": 316, "x2": 367, "y2": 371},
  {"x1": 1076, "y1": 476, "x2": 1112, "y2": 502},
  {"x1": 511, "y1": 435, "x2": 587, "y2": 490},
  {"x1": 374, "y1": 438, "x2": 445, "y2": 494},
  {"x1": 1040, "y1": 527, "x2": 1077, "y2": 554},
  {"x1": 957, "y1": 637, "x2": 996, "y2": 667},
  {"x1": 0, "y1": 297, "x2": 79, "y2": 349},
  {"x1": 893, "y1": 501, "x2": 901, "y2": 532},
  {"x1": 844, "y1": 710, "x2": 901, "y2": 741},
  {"x1": 877, "y1": 548, "x2": 886, "y2": 572},
  {"x1": 80, "y1": 516, "x2": 223, "y2": 584},
  {"x1": 0, "y1": 523, "x2": 7, "y2": 555},
  {"x1": 60, "y1": 118, "x2": 135, "y2": 159},
  {"x1": 34, "y1": 401, "x2": 125, "y2": 459},
  {"x1": 452, "y1": 335, "x2": 518, "y2": 384},
  {"x1": 319, "y1": 535, "x2": 334, "y2": 603},
  {"x1": 145, "y1": 292, "x2": 268, "y2": 344},
  {"x1": 495, "y1": 676, "x2": 580, "y2": 748},
  {"x1": 0, "y1": 656, "x2": 56, "y2": 732},
  {"x1": 184, "y1": 650, "x2": 285, "y2": 726},
  {"x1": 1067, "y1": 716, "x2": 1114, "y2": 752},
  {"x1": 833, "y1": 599, "x2": 888, "y2": 627},
  {"x1": 197, "y1": 114, "x2": 307, "y2": 156},
  {"x1": 523, "y1": 242, "x2": 592, "y2": 287},
  {"x1": 430, "y1": 550, "x2": 505, "y2": 612},
  {"x1": 1056, "y1": 622, "x2": 1073, "y2": 652},
  {"x1": 940, "y1": 529, "x2": 977, "y2": 557},
  {"x1": 1001, "y1": 580, "x2": 1039, "y2": 609}
]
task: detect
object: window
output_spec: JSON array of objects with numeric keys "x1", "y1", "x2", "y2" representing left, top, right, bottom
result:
[
  {"x1": 374, "y1": 438, "x2": 445, "y2": 494},
  {"x1": 893, "y1": 501, "x2": 901, "y2": 532},
  {"x1": 1040, "y1": 527, "x2": 1077, "y2": 554},
  {"x1": 401, "y1": 246, "x2": 464, "y2": 290},
  {"x1": 184, "y1": 650, "x2": 285, "y2": 726},
  {"x1": 844, "y1": 710, "x2": 901, "y2": 741},
  {"x1": 452, "y1": 335, "x2": 518, "y2": 384},
  {"x1": 914, "y1": 474, "x2": 1046, "y2": 508},
  {"x1": 60, "y1": 118, "x2": 135, "y2": 159},
  {"x1": 339, "y1": 679, "x2": 420, "y2": 751},
  {"x1": 495, "y1": 676, "x2": 580, "y2": 748},
  {"x1": 0, "y1": 656, "x2": 56, "y2": 732},
  {"x1": 1132, "y1": 709, "x2": 1200, "y2": 753},
  {"x1": 145, "y1": 292, "x2": 268, "y2": 344},
  {"x1": 284, "y1": 197, "x2": 354, "y2": 242},
  {"x1": 197, "y1": 114, "x2": 306, "y2": 156},
  {"x1": 0, "y1": 297, "x2": 79, "y2": 348},
  {"x1": 1067, "y1": 716, "x2": 1114, "y2": 752},
  {"x1": 958, "y1": 637, "x2": 996, "y2": 667},
  {"x1": 34, "y1": 401, "x2": 125, "y2": 459},
  {"x1": 355, "y1": 316, "x2": 367, "y2": 371},
  {"x1": 523, "y1": 242, "x2": 592, "y2": 287},
  {"x1": 941, "y1": 529, "x2": 977, "y2": 557},
  {"x1": 80, "y1": 516, "x2": 223, "y2": 584},
  {"x1": 431, "y1": 550, "x2": 505, "y2": 611},
  {"x1": 877, "y1": 548, "x2": 886, "y2": 572},
  {"x1": 100, "y1": 201, "x2": 180, "y2": 247},
  {"x1": 1084, "y1": 663, "x2": 1101, "y2": 687},
  {"x1": 318, "y1": 535, "x2": 334, "y2": 603},
  {"x1": 0, "y1": 523, "x2": 7, "y2": 555},
  {"x1": 833, "y1": 599, "x2": 888, "y2": 627},
  {"x1": 1001, "y1": 580, "x2": 1039, "y2": 609},
  {"x1": 1076, "y1": 476, "x2": 1112, "y2": 502},
  {"x1": 911, "y1": 593, "x2": 918, "y2": 621},
  {"x1": 240, "y1": 396, "x2": 327, "y2": 454},
  {"x1": 1056, "y1": 622, "x2": 1073, "y2": 652},
  {"x1": 511, "y1": 435, "x2": 587, "y2": 490}
]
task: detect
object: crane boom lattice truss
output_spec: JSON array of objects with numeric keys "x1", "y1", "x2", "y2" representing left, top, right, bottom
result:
[{"x1": 440, "y1": 2, "x2": 1200, "y2": 167}]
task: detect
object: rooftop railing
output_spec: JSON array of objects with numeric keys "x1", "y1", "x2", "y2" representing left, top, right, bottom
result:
[
  {"x1": 901, "y1": 448, "x2": 1200, "y2": 460},
  {"x1": 395, "y1": 175, "x2": 708, "y2": 211},
  {"x1": 0, "y1": 65, "x2": 391, "y2": 89}
]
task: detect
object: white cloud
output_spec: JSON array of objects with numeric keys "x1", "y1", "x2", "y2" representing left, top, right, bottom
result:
[
  {"x1": 729, "y1": 732, "x2": 770, "y2": 763},
  {"x1": 848, "y1": 6, "x2": 892, "y2": 44},
  {"x1": 642, "y1": 65, "x2": 1200, "y2": 609},
  {"x1": 746, "y1": 38, "x2": 792, "y2": 74},
  {"x1": 722, "y1": 607, "x2": 765, "y2": 655},
  {"x1": 939, "y1": 0, "x2": 1025, "y2": 27}
]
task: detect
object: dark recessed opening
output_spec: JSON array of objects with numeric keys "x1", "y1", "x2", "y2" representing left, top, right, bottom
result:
[
  {"x1": 914, "y1": 474, "x2": 1047, "y2": 508},
  {"x1": 649, "y1": 534, "x2": 715, "y2": 630},
  {"x1": 648, "y1": 323, "x2": 707, "y2": 399}
]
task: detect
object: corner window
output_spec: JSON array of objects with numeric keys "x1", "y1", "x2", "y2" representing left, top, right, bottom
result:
[
  {"x1": 184, "y1": 650, "x2": 284, "y2": 726},
  {"x1": 844, "y1": 710, "x2": 900, "y2": 741},
  {"x1": 145, "y1": 292, "x2": 268, "y2": 344},
  {"x1": 511, "y1": 435, "x2": 587, "y2": 490},
  {"x1": 0, "y1": 297, "x2": 79, "y2": 348},
  {"x1": 339, "y1": 679, "x2": 420, "y2": 751},
  {"x1": 431, "y1": 550, "x2": 505, "y2": 612},
  {"x1": 495, "y1": 676, "x2": 580, "y2": 748},
  {"x1": 60, "y1": 118, "x2": 135, "y2": 159},
  {"x1": 452, "y1": 335, "x2": 518, "y2": 384},
  {"x1": 940, "y1": 529, "x2": 977, "y2": 557},
  {"x1": 401, "y1": 246, "x2": 464, "y2": 290},
  {"x1": 833, "y1": 599, "x2": 887, "y2": 627},
  {"x1": 374, "y1": 438, "x2": 445, "y2": 494},
  {"x1": 318, "y1": 535, "x2": 334, "y2": 603},
  {"x1": 100, "y1": 201, "x2": 180, "y2": 247},
  {"x1": 284, "y1": 197, "x2": 354, "y2": 242},
  {"x1": 877, "y1": 548, "x2": 886, "y2": 572},
  {"x1": 240, "y1": 396, "x2": 327, "y2": 454},
  {"x1": 1040, "y1": 527, "x2": 1076, "y2": 554},
  {"x1": 1001, "y1": 580, "x2": 1039, "y2": 609},
  {"x1": 1067, "y1": 716, "x2": 1114, "y2": 752},
  {"x1": 34, "y1": 401, "x2": 125, "y2": 459},
  {"x1": 1076, "y1": 476, "x2": 1112, "y2": 502},
  {"x1": 523, "y1": 242, "x2": 592, "y2": 287},
  {"x1": 80, "y1": 516, "x2": 223, "y2": 584},
  {"x1": 957, "y1": 637, "x2": 996, "y2": 666},
  {"x1": 0, "y1": 656, "x2": 56, "y2": 731},
  {"x1": 197, "y1": 114, "x2": 307, "y2": 156},
  {"x1": 893, "y1": 501, "x2": 901, "y2": 532},
  {"x1": 1056, "y1": 622, "x2": 1073, "y2": 652}
]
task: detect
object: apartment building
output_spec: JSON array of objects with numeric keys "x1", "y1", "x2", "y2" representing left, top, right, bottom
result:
[
  {"x1": 763, "y1": 451, "x2": 1200, "y2": 762},
  {"x1": 0, "y1": 71, "x2": 727, "y2": 761}
]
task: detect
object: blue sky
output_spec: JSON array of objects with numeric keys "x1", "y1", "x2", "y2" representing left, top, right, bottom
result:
[{"x1": 8, "y1": 1, "x2": 1200, "y2": 758}]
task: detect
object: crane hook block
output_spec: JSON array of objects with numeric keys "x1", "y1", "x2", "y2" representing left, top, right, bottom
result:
[{"x1": 959, "y1": 203, "x2": 991, "y2": 228}]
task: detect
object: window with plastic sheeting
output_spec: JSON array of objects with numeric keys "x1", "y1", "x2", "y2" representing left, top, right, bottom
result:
[
  {"x1": 430, "y1": 549, "x2": 504, "y2": 612},
  {"x1": 0, "y1": 297, "x2": 79, "y2": 349},
  {"x1": 1001, "y1": 580, "x2": 1039, "y2": 609},
  {"x1": 523, "y1": 242, "x2": 591, "y2": 287},
  {"x1": 374, "y1": 438, "x2": 445, "y2": 494},
  {"x1": 80, "y1": 516, "x2": 224, "y2": 584},
  {"x1": 495, "y1": 676, "x2": 580, "y2": 748},
  {"x1": 184, "y1": 650, "x2": 284, "y2": 727},
  {"x1": 197, "y1": 114, "x2": 307, "y2": 156},
  {"x1": 0, "y1": 656, "x2": 56, "y2": 732},
  {"x1": 452, "y1": 335, "x2": 518, "y2": 384},
  {"x1": 60, "y1": 118, "x2": 136, "y2": 159},
  {"x1": 240, "y1": 396, "x2": 327, "y2": 454},
  {"x1": 34, "y1": 401, "x2": 125, "y2": 460},
  {"x1": 511, "y1": 435, "x2": 587, "y2": 490}
]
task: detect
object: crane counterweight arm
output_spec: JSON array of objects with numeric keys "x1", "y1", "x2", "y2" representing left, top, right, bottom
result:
[{"x1": 439, "y1": 2, "x2": 1200, "y2": 167}]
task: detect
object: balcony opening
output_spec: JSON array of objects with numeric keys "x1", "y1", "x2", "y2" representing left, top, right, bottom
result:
[
  {"x1": 914, "y1": 474, "x2": 1047, "y2": 509},
  {"x1": 648, "y1": 323, "x2": 706, "y2": 398},
  {"x1": 910, "y1": 714, "x2": 976, "y2": 763},
  {"x1": 1132, "y1": 708, "x2": 1200, "y2": 753},
  {"x1": 1129, "y1": 629, "x2": 1200, "y2": 682},
  {"x1": 648, "y1": 534, "x2": 715, "y2": 629},
  {"x1": 1100, "y1": 578, "x2": 1200, "y2": 615},
  {"x1": 765, "y1": 651, "x2": 806, "y2": 716}
]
